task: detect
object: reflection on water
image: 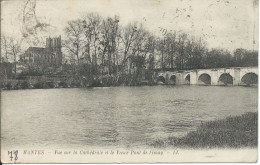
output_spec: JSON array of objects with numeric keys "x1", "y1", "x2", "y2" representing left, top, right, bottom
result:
[{"x1": 1, "y1": 86, "x2": 258, "y2": 148}]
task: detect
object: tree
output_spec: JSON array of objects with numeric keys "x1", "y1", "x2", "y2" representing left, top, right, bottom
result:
[
  {"x1": 60, "y1": 12, "x2": 259, "y2": 86},
  {"x1": 165, "y1": 32, "x2": 177, "y2": 69},
  {"x1": 1, "y1": 35, "x2": 9, "y2": 62},
  {"x1": 233, "y1": 48, "x2": 245, "y2": 67},
  {"x1": 120, "y1": 22, "x2": 139, "y2": 68},
  {"x1": 64, "y1": 19, "x2": 85, "y2": 64},
  {"x1": 98, "y1": 16, "x2": 120, "y2": 75},
  {"x1": 82, "y1": 13, "x2": 102, "y2": 69},
  {"x1": 175, "y1": 33, "x2": 187, "y2": 70},
  {"x1": 190, "y1": 37, "x2": 206, "y2": 69},
  {"x1": 204, "y1": 49, "x2": 232, "y2": 68},
  {"x1": 146, "y1": 35, "x2": 156, "y2": 70},
  {"x1": 157, "y1": 37, "x2": 166, "y2": 70},
  {"x1": 1, "y1": 36, "x2": 22, "y2": 79},
  {"x1": 233, "y1": 48, "x2": 258, "y2": 67}
]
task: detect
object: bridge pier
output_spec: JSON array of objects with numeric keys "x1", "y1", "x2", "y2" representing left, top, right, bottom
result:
[
  {"x1": 233, "y1": 68, "x2": 241, "y2": 85},
  {"x1": 190, "y1": 71, "x2": 197, "y2": 85},
  {"x1": 210, "y1": 70, "x2": 218, "y2": 85},
  {"x1": 176, "y1": 73, "x2": 184, "y2": 84}
]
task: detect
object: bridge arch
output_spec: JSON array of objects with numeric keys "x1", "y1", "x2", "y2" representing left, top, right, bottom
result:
[
  {"x1": 157, "y1": 76, "x2": 166, "y2": 84},
  {"x1": 241, "y1": 72, "x2": 258, "y2": 86},
  {"x1": 218, "y1": 73, "x2": 233, "y2": 85},
  {"x1": 198, "y1": 73, "x2": 211, "y2": 85},
  {"x1": 185, "y1": 74, "x2": 190, "y2": 84},
  {"x1": 169, "y1": 75, "x2": 176, "y2": 85}
]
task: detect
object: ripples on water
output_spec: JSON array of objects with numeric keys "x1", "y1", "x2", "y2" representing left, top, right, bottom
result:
[{"x1": 1, "y1": 86, "x2": 258, "y2": 148}]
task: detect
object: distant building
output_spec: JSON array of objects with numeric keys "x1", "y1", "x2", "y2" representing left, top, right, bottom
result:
[{"x1": 20, "y1": 36, "x2": 62, "y2": 67}]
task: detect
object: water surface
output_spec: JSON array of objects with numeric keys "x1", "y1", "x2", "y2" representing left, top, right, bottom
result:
[{"x1": 1, "y1": 86, "x2": 258, "y2": 149}]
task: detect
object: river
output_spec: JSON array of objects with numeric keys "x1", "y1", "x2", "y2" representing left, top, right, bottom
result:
[{"x1": 1, "y1": 86, "x2": 258, "y2": 149}]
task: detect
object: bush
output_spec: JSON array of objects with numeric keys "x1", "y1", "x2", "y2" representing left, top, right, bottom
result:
[
  {"x1": 33, "y1": 82, "x2": 42, "y2": 89},
  {"x1": 4, "y1": 82, "x2": 12, "y2": 90},
  {"x1": 13, "y1": 82, "x2": 22, "y2": 89},
  {"x1": 34, "y1": 82, "x2": 50, "y2": 89},
  {"x1": 20, "y1": 81, "x2": 30, "y2": 89},
  {"x1": 46, "y1": 81, "x2": 55, "y2": 88},
  {"x1": 70, "y1": 81, "x2": 81, "y2": 88},
  {"x1": 58, "y1": 81, "x2": 68, "y2": 88}
]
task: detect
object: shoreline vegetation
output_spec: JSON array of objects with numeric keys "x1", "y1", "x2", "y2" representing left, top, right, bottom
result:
[
  {"x1": 1, "y1": 81, "x2": 257, "y2": 90},
  {"x1": 1, "y1": 81, "x2": 258, "y2": 90},
  {"x1": 150, "y1": 112, "x2": 258, "y2": 148},
  {"x1": 1, "y1": 74, "x2": 258, "y2": 90},
  {"x1": 1, "y1": 74, "x2": 157, "y2": 90},
  {"x1": 1, "y1": 80, "x2": 257, "y2": 90}
]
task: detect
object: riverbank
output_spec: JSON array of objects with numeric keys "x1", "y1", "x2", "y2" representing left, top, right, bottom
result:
[
  {"x1": 0, "y1": 80, "x2": 155, "y2": 90},
  {"x1": 0, "y1": 74, "x2": 156, "y2": 90},
  {"x1": 1, "y1": 79, "x2": 258, "y2": 90},
  {"x1": 150, "y1": 112, "x2": 258, "y2": 148}
]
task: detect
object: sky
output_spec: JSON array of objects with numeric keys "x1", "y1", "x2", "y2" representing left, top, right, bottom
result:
[{"x1": 1, "y1": 0, "x2": 259, "y2": 52}]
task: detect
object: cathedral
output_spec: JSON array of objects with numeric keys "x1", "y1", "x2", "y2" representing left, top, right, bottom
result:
[{"x1": 21, "y1": 36, "x2": 62, "y2": 67}]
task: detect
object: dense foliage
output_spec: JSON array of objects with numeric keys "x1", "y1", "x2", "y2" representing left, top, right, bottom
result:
[{"x1": 62, "y1": 13, "x2": 258, "y2": 75}]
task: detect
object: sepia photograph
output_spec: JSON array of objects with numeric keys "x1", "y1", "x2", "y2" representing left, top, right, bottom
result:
[{"x1": 0, "y1": 0, "x2": 258, "y2": 163}]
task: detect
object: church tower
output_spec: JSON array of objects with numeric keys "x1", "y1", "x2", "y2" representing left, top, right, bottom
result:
[{"x1": 45, "y1": 36, "x2": 62, "y2": 66}]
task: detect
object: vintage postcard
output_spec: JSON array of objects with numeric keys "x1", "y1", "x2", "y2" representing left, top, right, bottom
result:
[{"x1": 0, "y1": 0, "x2": 258, "y2": 163}]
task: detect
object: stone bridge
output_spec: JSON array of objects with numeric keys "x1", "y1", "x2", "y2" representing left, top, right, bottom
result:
[{"x1": 156, "y1": 67, "x2": 258, "y2": 86}]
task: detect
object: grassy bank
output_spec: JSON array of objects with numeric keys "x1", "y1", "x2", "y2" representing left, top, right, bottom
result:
[{"x1": 151, "y1": 112, "x2": 258, "y2": 148}]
